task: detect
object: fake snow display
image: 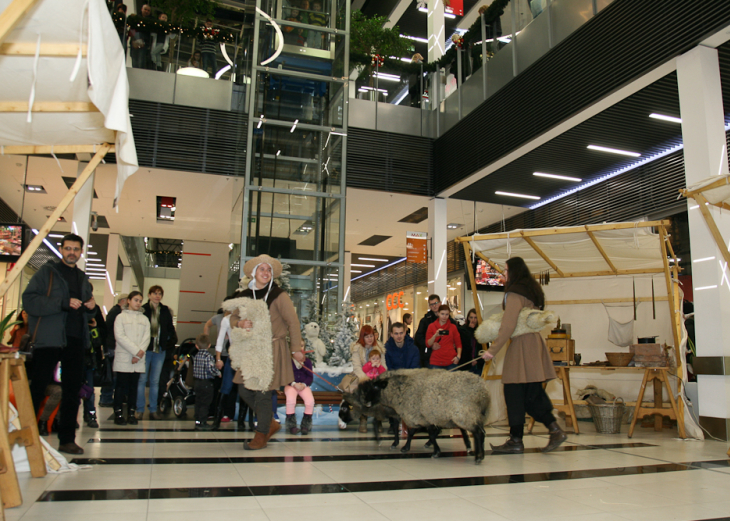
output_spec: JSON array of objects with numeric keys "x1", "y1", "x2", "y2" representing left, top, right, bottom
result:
[{"x1": 326, "y1": 300, "x2": 359, "y2": 367}]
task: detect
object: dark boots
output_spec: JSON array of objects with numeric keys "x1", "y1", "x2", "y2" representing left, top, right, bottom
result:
[
  {"x1": 542, "y1": 422, "x2": 568, "y2": 453},
  {"x1": 490, "y1": 437, "x2": 525, "y2": 454},
  {"x1": 286, "y1": 413, "x2": 299, "y2": 434},
  {"x1": 86, "y1": 412, "x2": 99, "y2": 428},
  {"x1": 300, "y1": 414, "x2": 312, "y2": 435},
  {"x1": 114, "y1": 409, "x2": 126, "y2": 425},
  {"x1": 38, "y1": 420, "x2": 49, "y2": 436},
  {"x1": 127, "y1": 409, "x2": 138, "y2": 425}
]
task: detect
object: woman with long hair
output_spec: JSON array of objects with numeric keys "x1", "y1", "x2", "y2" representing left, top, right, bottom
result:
[
  {"x1": 458, "y1": 308, "x2": 482, "y2": 374},
  {"x1": 481, "y1": 257, "x2": 567, "y2": 454},
  {"x1": 350, "y1": 324, "x2": 387, "y2": 432},
  {"x1": 7, "y1": 309, "x2": 28, "y2": 347}
]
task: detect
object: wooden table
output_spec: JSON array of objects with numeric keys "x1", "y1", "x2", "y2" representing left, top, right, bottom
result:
[
  {"x1": 0, "y1": 353, "x2": 47, "y2": 515},
  {"x1": 531, "y1": 365, "x2": 685, "y2": 438}
]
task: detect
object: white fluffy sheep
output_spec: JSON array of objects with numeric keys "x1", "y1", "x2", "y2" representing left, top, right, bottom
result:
[
  {"x1": 358, "y1": 369, "x2": 491, "y2": 464},
  {"x1": 475, "y1": 308, "x2": 558, "y2": 344},
  {"x1": 303, "y1": 322, "x2": 328, "y2": 366},
  {"x1": 223, "y1": 297, "x2": 273, "y2": 391}
]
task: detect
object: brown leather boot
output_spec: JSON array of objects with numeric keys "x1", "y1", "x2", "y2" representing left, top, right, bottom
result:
[
  {"x1": 490, "y1": 437, "x2": 524, "y2": 454},
  {"x1": 244, "y1": 430, "x2": 268, "y2": 450},
  {"x1": 265, "y1": 420, "x2": 281, "y2": 442},
  {"x1": 542, "y1": 422, "x2": 568, "y2": 453}
]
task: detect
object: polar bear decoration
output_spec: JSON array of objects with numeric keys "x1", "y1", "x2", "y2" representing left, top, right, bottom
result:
[{"x1": 304, "y1": 322, "x2": 328, "y2": 367}]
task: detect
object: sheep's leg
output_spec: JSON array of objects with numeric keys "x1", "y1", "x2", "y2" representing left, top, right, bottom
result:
[
  {"x1": 473, "y1": 426, "x2": 486, "y2": 464},
  {"x1": 428, "y1": 426, "x2": 441, "y2": 458},
  {"x1": 460, "y1": 429, "x2": 473, "y2": 454},
  {"x1": 389, "y1": 418, "x2": 400, "y2": 450},
  {"x1": 400, "y1": 426, "x2": 418, "y2": 453},
  {"x1": 374, "y1": 419, "x2": 382, "y2": 443}
]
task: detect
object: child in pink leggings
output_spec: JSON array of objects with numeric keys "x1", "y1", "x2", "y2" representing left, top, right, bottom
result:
[{"x1": 284, "y1": 356, "x2": 315, "y2": 434}]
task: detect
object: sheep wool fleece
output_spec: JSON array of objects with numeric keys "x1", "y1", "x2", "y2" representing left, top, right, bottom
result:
[{"x1": 223, "y1": 297, "x2": 274, "y2": 392}]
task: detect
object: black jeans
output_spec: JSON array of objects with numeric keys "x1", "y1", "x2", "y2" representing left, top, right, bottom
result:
[
  {"x1": 194, "y1": 379, "x2": 214, "y2": 423},
  {"x1": 30, "y1": 343, "x2": 85, "y2": 445},
  {"x1": 113, "y1": 372, "x2": 140, "y2": 413},
  {"x1": 238, "y1": 386, "x2": 272, "y2": 434},
  {"x1": 503, "y1": 382, "x2": 556, "y2": 433}
]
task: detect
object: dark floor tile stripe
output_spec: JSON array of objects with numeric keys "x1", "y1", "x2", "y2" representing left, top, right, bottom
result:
[
  {"x1": 87, "y1": 433, "x2": 513, "y2": 443},
  {"x1": 37, "y1": 460, "x2": 703, "y2": 502},
  {"x1": 71, "y1": 443, "x2": 655, "y2": 465}
]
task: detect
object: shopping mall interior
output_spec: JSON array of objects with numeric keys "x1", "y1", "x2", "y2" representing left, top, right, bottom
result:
[{"x1": 1, "y1": 0, "x2": 730, "y2": 520}]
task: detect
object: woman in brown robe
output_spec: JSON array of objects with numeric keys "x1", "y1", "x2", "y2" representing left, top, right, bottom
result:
[
  {"x1": 230, "y1": 254, "x2": 304, "y2": 450},
  {"x1": 482, "y1": 257, "x2": 567, "y2": 454}
]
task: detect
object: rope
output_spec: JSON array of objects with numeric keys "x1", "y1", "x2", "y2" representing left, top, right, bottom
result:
[
  {"x1": 447, "y1": 350, "x2": 489, "y2": 372},
  {"x1": 295, "y1": 359, "x2": 344, "y2": 392}
]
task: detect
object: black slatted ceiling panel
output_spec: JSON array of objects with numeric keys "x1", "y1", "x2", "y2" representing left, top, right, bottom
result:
[
  {"x1": 129, "y1": 100, "x2": 247, "y2": 176},
  {"x1": 452, "y1": 74, "x2": 683, "y2": 204},
  {"x1": 434, "y1": 0, "x2": 730, "y2": 194},
  {"x1": 347, "y1": 128, "x2": 434, "y2": 196}
]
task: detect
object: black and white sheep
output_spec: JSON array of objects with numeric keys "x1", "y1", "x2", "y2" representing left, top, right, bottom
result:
[
  {"x1": 339, "y1": 393, "x2": 400, "y2": 444},
  {"x1": 358, "y1": 368, "x2": 490, "y2": 464}
]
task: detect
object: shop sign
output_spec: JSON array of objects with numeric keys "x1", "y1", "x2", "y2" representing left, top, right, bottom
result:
[
  {"x1": 386, "y1": 291, "x2": 405, "y2": 310},
  {"x1": 406, "y1": 231, "x2": 428, "y2": 264},
  {"x1": 445, "y1": 0, "x2": 464, "y2": 17}
]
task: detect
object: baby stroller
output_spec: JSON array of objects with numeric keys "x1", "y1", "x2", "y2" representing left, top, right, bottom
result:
[{"x1": 159, "y1": 338, "x2": 197, "y2": 417}]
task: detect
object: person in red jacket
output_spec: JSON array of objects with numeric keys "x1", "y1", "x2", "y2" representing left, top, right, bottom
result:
[{"x1": 426, "y1": 305, "x2": 462, "y2": 370}]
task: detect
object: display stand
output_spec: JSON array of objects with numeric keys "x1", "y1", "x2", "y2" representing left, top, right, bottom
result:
[
  {"x1": 0, "y1": 353, "x2": 46, "y2": 515},
  {"x1": 456, "y1": 220, "x2": 687, "y2": 438}
]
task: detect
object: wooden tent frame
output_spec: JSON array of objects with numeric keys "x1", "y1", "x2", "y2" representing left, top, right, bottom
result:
[
  {"x1": 455, "y1": 219, "x2": 686, "y2": 437},
  {"x1": 0, "y1": 0, "x2": 115, "y2": 299}
]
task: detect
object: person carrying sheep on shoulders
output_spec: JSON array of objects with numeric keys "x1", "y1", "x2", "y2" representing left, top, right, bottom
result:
[
  {"x1": 351, "y1": 325, "x2": 387, "y2": 432},
  {"x1": 481, "y1": 256, "x2": 567, "y2": 454},
  {"x1": 229, "y1": 255, "x2": 304, "y2": 450},
  {"x1": 426, "y1": 305, "x2": 462, "y2": 370},
  {"x1": 284, "y1": 352, "x2": 315, "y2": 435}
]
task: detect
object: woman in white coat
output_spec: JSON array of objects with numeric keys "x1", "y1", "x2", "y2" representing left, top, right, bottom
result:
[{"x1": 113, "y1": 291, "x2": 150, "y2": 425}]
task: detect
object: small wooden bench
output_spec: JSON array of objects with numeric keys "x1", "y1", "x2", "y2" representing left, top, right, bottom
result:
[{"x1": 276, "y1": 391, "x2": 343, "y2": 406}]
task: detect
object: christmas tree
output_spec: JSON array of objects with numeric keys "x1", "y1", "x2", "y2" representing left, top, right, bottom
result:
[
  {"x1": 275, "y1": 256, "x2": 292, "y2": 294},
  {"x1": 327, "y1": 301, "x2": 358, "y2": 367}
]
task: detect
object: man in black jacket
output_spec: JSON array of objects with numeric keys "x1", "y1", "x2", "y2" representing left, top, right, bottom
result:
[
  {"x1": 136, "y1": 286, "x2": 176, "y2": 419},
  {"x1": 414, "y1": 295, "x2": 442, "y2": 367},
  {"x1": 23, "y1": 233, "x2": 95, "y2": 455},
  {"x1": 99, "y1": 293, "x2": 128, "y2": 407}
]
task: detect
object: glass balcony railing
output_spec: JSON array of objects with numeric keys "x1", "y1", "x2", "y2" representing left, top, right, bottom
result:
[{"x1": 347, "y1": 0, "x2": 614, "y2": 137}]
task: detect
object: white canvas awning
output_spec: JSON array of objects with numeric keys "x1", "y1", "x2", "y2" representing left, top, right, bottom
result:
[
  {"x1": 683, "y1": 174, "x2": 730, "y2": 210},
  {"x1": 0, "y1": 0, "x2": 138, "y2": 207},
  {"x1": 456, "y1": 221, "x2": 671, "y2": 278}
]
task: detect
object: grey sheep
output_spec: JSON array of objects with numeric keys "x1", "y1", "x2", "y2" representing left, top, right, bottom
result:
[
  {"x1": 358, "y1": 368, "x2": 490, "y2": 464},
  {"x1": 340, "y1": 393, "x2": 400, "y2": 445}
]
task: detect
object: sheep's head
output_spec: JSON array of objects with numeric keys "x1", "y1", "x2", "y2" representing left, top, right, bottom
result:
[{"x1": 359, "y1": 378, "x2": 388, "y2": 408}]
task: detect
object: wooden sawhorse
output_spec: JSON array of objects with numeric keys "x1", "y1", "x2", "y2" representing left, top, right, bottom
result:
[
  {"x1": 0, "y1": 353, "x2": 47, "y2": 516},
  {"x1": 628, "y1": 367, "x2": 685, "y2": 438}
]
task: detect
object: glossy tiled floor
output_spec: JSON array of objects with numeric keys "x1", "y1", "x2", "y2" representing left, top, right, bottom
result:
[{"x1": 6, "y1": 407, "x2": 730, "y2": 521}]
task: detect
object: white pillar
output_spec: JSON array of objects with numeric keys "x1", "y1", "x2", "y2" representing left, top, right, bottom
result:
[
  {"x1": 121, "y1": 266, "x2": 133, "y2": 293},
  {"x1": 427, "y1": 0, "x2": 446, "y2": 63},
  {"x1": 677, "y1": 45, "x2": 730, "y2": 439},
  {"x1": 428, "y1": 197, "x2": 447, "y2": 301},
  {"x1": 343, "y1": 251, "x2": 352, "y2": 302},
  {"x1": 72, "y1": 161, "x2": 94, "y2": 271},
  {"x1": 104, "y1": 234, "x2": 120, "y2": 313}
]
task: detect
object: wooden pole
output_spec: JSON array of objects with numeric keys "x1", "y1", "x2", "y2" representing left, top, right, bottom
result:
[
  {"x1": 693, "y1": 193, "x2": 730, "y2": 269},
  {"x1": 523, "y1": 236, "x2": 564, "y2": 277},
  {"x1": 587, "y1": 230, "x2": 618, "y2": 274},
  {"x1": 455, "y1": 220, "x2": 670, "y2": 242},
  {"x1": 0, "y1": 0, "x2": 40, "y2": 46},
  {"x1": 0, "y1": 102, "x2": 99, "y2": 112},
  {"x1": 0, "y1": 42, "x2": 87, "y2": 56},
  {"x1": 0, "y1": 144, "x2": 110, "y2": 299}
]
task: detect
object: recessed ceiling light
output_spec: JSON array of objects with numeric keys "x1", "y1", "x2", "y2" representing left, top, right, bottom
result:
[
  {"x1": 373, "y1": 72, "x2": 401, "y2": 82},
  {"x1": 357, "y1": 257, "x2": 388, "y2": 262},
  {"x1": 350, "y1": 270, "x2": 362, "y2": 274},
  {"x1": 533, "y1": 172, "x2": 582, "y2": 182},
  {"x1": 48, "y1": 233, "x2": 65, "y2": 238},
  {"x1": 649, "y1": 113, "x2": 682, "y2": 124},
  {"x1": 587, "y1": 145, "x2": 641, "y2": 157},
  {"x1": 351, "y1": 264, "x2": 375, "y2": 268},
  {"x1": 88, "y1": 276, "x2": 106, "y2": 280},
  {"x1": 495, "y1": 191, "x2": 540, "y2": 200},
  {"x1": 24, "y1": 185, "x2": 46, "y2": 193},
  {"x1": 401, "y1": 34, "x2": 428, "y2": 44},
  {"x1": 446, "y1": 223, "x2": 463, "y2": 230}
]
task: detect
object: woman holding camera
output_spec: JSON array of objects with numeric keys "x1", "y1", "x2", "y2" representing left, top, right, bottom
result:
[{"x1": 426, "y1": 305, "x2": 462, "y2": 370}]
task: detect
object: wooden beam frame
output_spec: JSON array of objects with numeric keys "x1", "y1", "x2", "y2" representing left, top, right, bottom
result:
[
  {"x1": 462, "y1": 241, "x2": 493, "y2": 378},
  {"x1": 523, "y1": 236, "x2": 564, "y2": 277},
  {"x1": 587, "y1": 230, "x2": 618, "y2": 274},
  {"x1": 692, "y1": 192, "x2": 730, "y2": 269},
  {"x1": 0, "y1": 102, "x2": 99, "y2": 112},
  {"x1": 0, "y1": 144, "x2": 115, "y2": 155},
  {"x1": 0, "y1": 42, "x2": 87, "y2": 56},
  {"x1": 0, "y1": 144, "x2": 111, "y2": 299},
  {"x1": 0, "y1": 0, "x2": 40, "y2": 45}
]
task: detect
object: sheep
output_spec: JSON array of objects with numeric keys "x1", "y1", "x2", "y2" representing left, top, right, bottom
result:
[
  {"x1": 339, "y1": 393, "x2": 400, "y2": 445},
  {"x1": 358, "y1": 368, "x2": 490, "y2": 464}
]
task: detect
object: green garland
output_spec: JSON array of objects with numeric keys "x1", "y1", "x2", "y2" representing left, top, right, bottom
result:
[
  {"x1": 124, "y1": 14, "x2": 236, "y2": 43},
  {"x1": 350, "y1": 0, "x2": 509, "y2": 75}
]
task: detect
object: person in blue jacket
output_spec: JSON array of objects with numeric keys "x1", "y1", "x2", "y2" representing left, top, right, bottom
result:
[{"x1": 384, "y1": 322, "x2": 420, "y2": 370}]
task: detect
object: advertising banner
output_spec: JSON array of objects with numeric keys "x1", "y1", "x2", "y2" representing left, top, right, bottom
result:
[{"x1": 406, "y1": 231, "x2": 428, "y2": 264}]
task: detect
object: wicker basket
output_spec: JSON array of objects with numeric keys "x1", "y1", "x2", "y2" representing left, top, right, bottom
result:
[
  {"x1": 588, "y1": 398, "x2": 625, "y2": 434},
  {"x1": 605, "y1": 352, "x2": 633, "y2": 367}
]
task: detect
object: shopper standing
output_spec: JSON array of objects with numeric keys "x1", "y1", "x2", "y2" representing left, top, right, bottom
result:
[
  {"x1": 481, "y1": 257, "x2": 567, "y2": 454},
  {"x1": 99, "y1": 293, "x2": 128, "y2": 407},
  {"x1": 414, "y1": 295, "x2": 441, "y2": 367},
  {"x1": 426, "y1": 305, "x2": 462, "y2": 370},
  {"x1": 113, "y1": 291, "x2": 149, "y2": 425},
  {"x1": 136, "y1": 285, "x2": 176, "y2": 419}
]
